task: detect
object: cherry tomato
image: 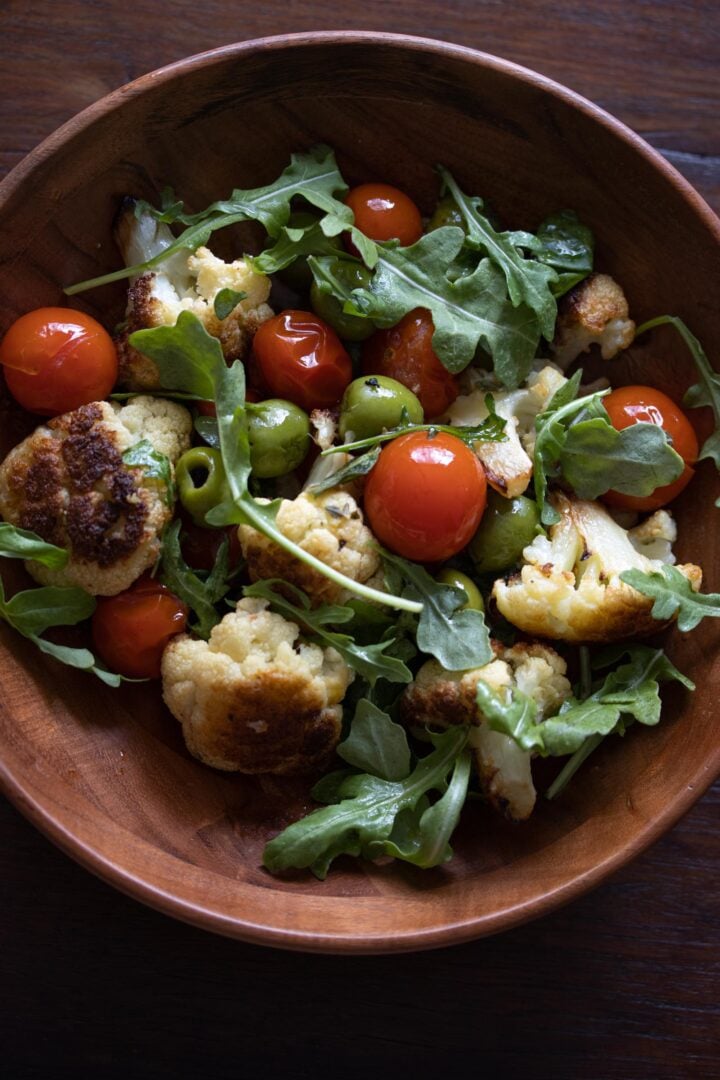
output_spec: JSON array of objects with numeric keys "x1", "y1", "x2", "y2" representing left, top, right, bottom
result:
[
  {"x1": 364, "y1": 431, "x2": 487, "y2": 562},
  {"x1": 362, "y1": 309, "x2": 459, "y2": 418},
  {"x1": 180, "y1": 517, "x2": 243, "y2": 572},
  {"x1": 345, "y1": 183, "x2": 423, "y2": 250},
  {"x1": 0, "y1": 307, "x2": 117, "y2": 416},
  {"x1": 602, "y1": 385, "x2": 699, "y2": 511},
  {"x1": 251, "y1": 310, "x2": 352, "y2": 411},
  {"x1": 92, "y1": 577, "x2": 188, "y2": 679}
]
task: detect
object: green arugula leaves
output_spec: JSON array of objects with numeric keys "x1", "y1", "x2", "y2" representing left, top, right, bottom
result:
[
  {"x1": 533, "y1": 371, "x2": 684, "y2": 525},
  {"x1": 243, "y1": 580, "x2": 412, "y2": 686},
  {"x1": 263, "y1": 724, "x2": 470, "y2": 878},
  {"x1": 476, "y1": 645, "x2": 693, "y2": 797},
  {"x1": 159, "y1": 520, "x2": 233, "y2": 639},
  {"x1": 621, "y1": 565, "x2": 720, "y2": 631},
  {"x1": 129, "y1": 312, "x2": 421, "y2": 614},
  {"x1": 122, "y1": 439, "x2": 175, "y2": 507},
  {"x1": 336, "y1": 698, "x2": 412, "y2": 780},
  {"x1": 381, "y1": 551, "x2": 493, "y2": 671},
  {"x1": 0, "y1": 523, "x2": 68, "y2": 568},
  {"x1": 0, "y1": 576, "x2": 122, "y2": 686},
  {"x1": 213, "y1": 288, "x2": 247, "y2": 321},
  {"x1": 636, "y1": 315, "x2": 720, "y2": 505}
]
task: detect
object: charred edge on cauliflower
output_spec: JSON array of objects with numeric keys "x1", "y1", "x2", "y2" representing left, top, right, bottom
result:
[
  {"x1": 552, "y1": 273, "x2": 635, "y2": 369},
  {"x1": 161, "y1": 598, "x2": 354, "y2": 775}
]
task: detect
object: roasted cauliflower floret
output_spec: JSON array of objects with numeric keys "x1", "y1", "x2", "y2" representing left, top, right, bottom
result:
[
  {"x1": 238, "y1": 491, "x2": 383, "y2": 606},
  {"x1": 552, "y1": 273, "x2": 635, "y2": 368},
  {"x1": 492, "y1": 492, "x2": 701, "y2": 642},
  {"x1": 162, "y1": 598, "x2": 353, "y2": 774},
  {"x1": 0, "y1": 397, "x2": 192, "y2": 595},
  {"x1": 400, "y1": 642, "x2": 571, "y2": 820},
  {"x1": 444, "y1": 364, "x2": 567, "y2": 497},
  {"x1": 114, "y1": 200, "x2": 274, "y2": 389}
]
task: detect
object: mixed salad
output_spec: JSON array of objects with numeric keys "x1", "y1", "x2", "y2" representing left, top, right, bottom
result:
[{"x1": 0, "y1": 145, "x2": 719, "y2": 878}]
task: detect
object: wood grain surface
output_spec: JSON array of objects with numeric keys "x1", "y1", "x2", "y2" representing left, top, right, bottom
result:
[{"x1": 1, "y1": 3, "x2": 719, "y2": 1077}]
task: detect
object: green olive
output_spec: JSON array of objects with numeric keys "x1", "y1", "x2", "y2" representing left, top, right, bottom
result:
[
  {"x1": 426, "y1": 195, "x2": 466, "y2": 233},
  {"x1": 339, "y1": 376, "x2": 424, "y2": 441},
  {"x1": 469, "y1": 492, "x2": 541, "y2": 573},
  {"x1": 310, "y1": 259, "x2": 376, "y2": 341},
  {"x1": 247, "y1": 399, "x2": 310, "y2": 478},
  {"x1": 176, "y1": 447, "x2": 230, "y2": 526},
  {"x1": 271, "y1": 211, "x2": 343, "y2": 292},
  {"x1": 436, "y1": 568, "x2": 484, "y2": 612}
]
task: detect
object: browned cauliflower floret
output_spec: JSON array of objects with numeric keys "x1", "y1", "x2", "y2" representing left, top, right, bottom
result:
[
  {"x1": 161, "y1": 597, "x2": 353, "y2": 774},
  {"x1": 114, "y1": 200, "x2": 274, "y2": 389},
  {"x1": 552, "y1": 273, "x2": 635, "y2": 368},
  {"x1": 443, "y1": 364, "x2": 568, "y2": 497},
  {"x1": 0, "y1": 397, "x2": 192, "y2": 595},
  {"x1": 238, "y1": 491, "x2": 383, "y2": 607},
  {"x1": 492, "y1": 492, "x2": 702, "y2": 642},
  {"x1": 400, "y1": 642, "x2": 571, "y2": 820}
]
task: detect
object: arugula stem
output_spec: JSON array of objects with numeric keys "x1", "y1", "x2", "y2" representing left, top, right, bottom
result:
[
  {"x1": 322, "y1": 416, "x2": 505, "y2": 456},
  {"x1": 545, "y1": 734, "x2": 603, "y2": 800}
]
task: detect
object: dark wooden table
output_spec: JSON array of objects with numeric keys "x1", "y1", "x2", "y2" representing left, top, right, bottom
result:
[{"x1": 2, "y1": 3, "x2": 719, "y2": 1076}]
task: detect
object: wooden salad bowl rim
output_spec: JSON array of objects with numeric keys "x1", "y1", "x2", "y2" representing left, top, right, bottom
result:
[{"x1": 0, "y1": 32, "x2": 719, "y2": 953}]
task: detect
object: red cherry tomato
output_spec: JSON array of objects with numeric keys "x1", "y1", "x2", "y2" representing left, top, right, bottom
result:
[
  {"x1": 0, "y1": 307, "x2": 118, "y2": 416},
  {"x1": 602, "y1": 385, "x2": 699, "y2": 511},
  {"x1": 252, "y1": 310, "x2": 352, "y2": 411},
  {"x1": 345, "y1": 183, "x2": 423, "y2": 250},
  {"x1": 92, "y1": 577, "x2": 188, "y2": 679},
  {"x1": 364, "y1": 431, "x2": 487, "y2": 562},
  {"x1": 362, "y1": 308, "x2": 459, "y2": 418}
]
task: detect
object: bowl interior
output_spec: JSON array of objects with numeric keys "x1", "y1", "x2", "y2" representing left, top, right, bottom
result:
[{"x1": 1, "y1": 35, "x2": 719, "y2": 952}]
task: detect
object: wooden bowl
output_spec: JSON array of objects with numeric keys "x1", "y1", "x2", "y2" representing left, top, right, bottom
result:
[{"x1": 0, "y1": 33, "x2": 718, "y2": 953}]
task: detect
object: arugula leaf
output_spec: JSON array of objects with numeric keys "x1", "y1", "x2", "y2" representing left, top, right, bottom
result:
[
  {"x1": 337, "y1": 698, "x2": 411, "y2": 780},
  {"x1": 253, "y1": 219, "x2": 347, "y2": 275},
  {"x1": 133, "y1": 313, "x2": 420, "y2": 613},
  {"x1": 532, "y1": 372, "x2": 683, "y2": 522},
  {"x1": 122, "y1": 439, "x2": 175, "y2": 507},
  {"x1": 0, "y1": 523, "x2": 68, "y2": 569},
  {"x1": 636, "y1": 315, "x2": 720, "y2": 505},
  {"x1": 320, "y1": 229, "x2": 541, "y2": 386},
  {"x1": 159, "y1": 520, "x2": 232, "y2": 639},
  {"x1": 620, "y1": 565, "x2": 720, "y2": 631},
  {"x1": 263, "y1": 726, "x2": 469, "y2": 877},
  {"x1": 66, "y1": 145, "x2": 359, "y2": 294},
  {"x1": 438, "y1": 166, "x2": 559, "y2": 339},
  {"x1": 304, "y1": 446, "x2": 381, "y2": 494},
  {"x1": 213, "y1": 288, "x2": 247, "y2": 321},
  {"x1": 243, "y1": 580, "x2": 412, "y2": 686},
  {"x1": 0, "y1": 577, "x2": 123, "y2": 685},
  {"x1": 478, "y1": 644, "x2": 693, "y2": 760},
  {"x1": 527, "y1": 210, "x2": 594, "y2": 296},
  {"x1": 382, "y1": 551, "x2": 493, "y2": 671},
  {"x1": 322, "y1": 396, "x2": 506, "y2": 457}
]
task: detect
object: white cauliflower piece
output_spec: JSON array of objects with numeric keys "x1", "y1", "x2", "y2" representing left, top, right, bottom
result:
[
  {"x1": 400, "y1": 642, "x2": 571, "y2": 820},
  {"x1": 162, "y1": 598, "x2": 353, "y2": 774},
  {"x1": 238, "y1": 490, "x2": 383, "y2": 606},
  {"x1": 0, "y1": 397, "x2": 191, "y2": 595},
  {"x1": 309, "y1": 409, "x2": 339, "y2": 451},
  {"x1": 443, "y1": 364, "x2": 567, "y2": 497},
  {"x1": 552, "y1": 273, "x2": 635, "y2": 369},
  {"x1": 493, "y1": 492, "x2": 701, "y2": 642},
  {"x1": 114, "y1": 200, "x2": 274, "y2": 389},
  {"x1": 627, "y1": 510, "x2": 677, "y2": 564}
]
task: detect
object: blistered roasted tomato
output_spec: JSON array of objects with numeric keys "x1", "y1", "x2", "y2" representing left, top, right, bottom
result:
[
  {"x1": 345, "y1": 183, "x2": 423, "y2": 249},
  {"x1": 364, "y1": 431, "x2": 487, "y2": 562},
  {"x1": 0, "y1": 307, "x2": 118, "y2": 415},
  {"x1": 602, "y1": 385, "x2": 699, "y2": 511},
  {"x1": 92, "y1": 577, "x2": 188, "y2": 679},
  {"x1": 251, "y1": 310, "x2": 352, "y2": 411},
  {"x1": 362, "y1": 308, "x2": 459, "y2": 418}
]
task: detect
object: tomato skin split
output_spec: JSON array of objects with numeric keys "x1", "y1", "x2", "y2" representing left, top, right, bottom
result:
[
  {"x1": 364, "y1": 431, "x2": 487, "y2": 562},
  {"x1": 252, "y1": 310, "x2": 352, "y2": 412},
  {"x1": 0, "y1": 307, "x2": 118, "y2": 416},
  {"x1": 602, "y1": 385, "x2": 699, "y2": 511},
  {"x1": 362, "y1": 309, "x2": 459, "y2": 419}
]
